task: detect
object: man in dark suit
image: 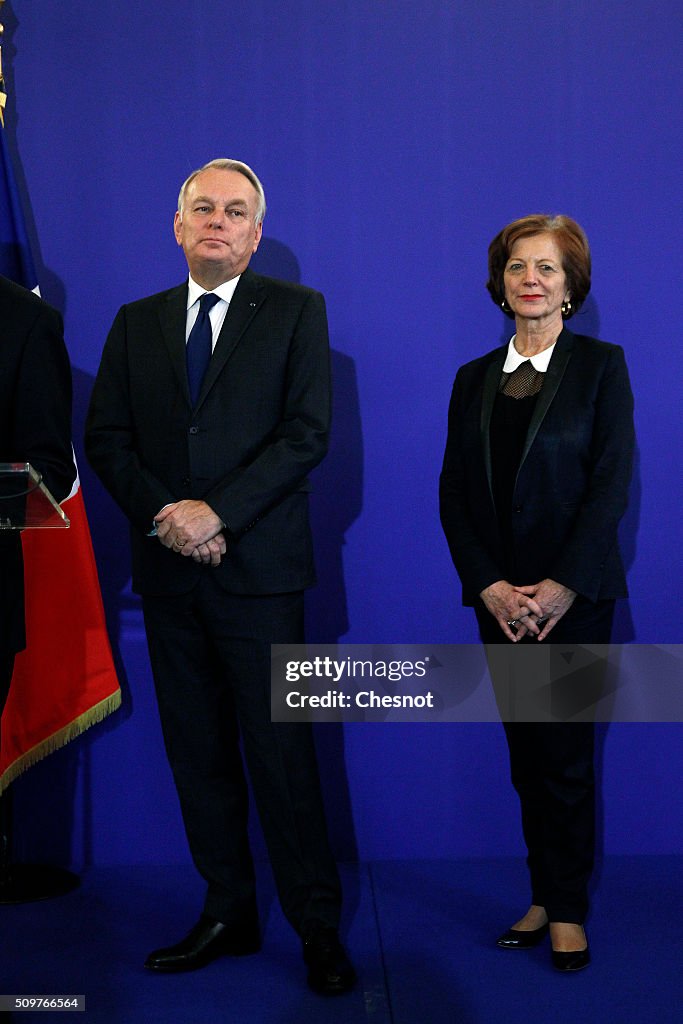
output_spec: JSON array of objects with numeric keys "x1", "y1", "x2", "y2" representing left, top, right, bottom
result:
[
  {"x1": 85, "y1": 159, "x2": 353, "y2": 994},
  {"x1": 0, "y1": 275, "x2": 74, "y2": 718}
]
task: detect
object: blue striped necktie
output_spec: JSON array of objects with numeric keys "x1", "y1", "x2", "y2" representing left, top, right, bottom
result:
[{"x1": 186, "y1": 292, "x2": 220, "y2": 405}]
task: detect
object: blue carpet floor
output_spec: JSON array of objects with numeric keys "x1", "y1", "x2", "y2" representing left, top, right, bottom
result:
[{"x1": 2, "y1": 857, "x2": 680, "y2": 1023}]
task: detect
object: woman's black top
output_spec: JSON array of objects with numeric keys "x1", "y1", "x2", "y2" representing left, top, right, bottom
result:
[{"x1": 490, "y1": 361, "x2": 544, "y2": 576}]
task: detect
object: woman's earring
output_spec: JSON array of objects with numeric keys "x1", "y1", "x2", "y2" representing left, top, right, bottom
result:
[{"x1": 561, "y1": 298, "x2": 573, "y2": 316}]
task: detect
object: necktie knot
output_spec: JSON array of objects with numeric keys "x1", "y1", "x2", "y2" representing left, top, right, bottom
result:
[{"x1": 199, "y1": 292, "x2": 220, "y2": 315}]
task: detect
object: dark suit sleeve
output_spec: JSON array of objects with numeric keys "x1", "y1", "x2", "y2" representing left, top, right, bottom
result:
[
  {"x1": 439, "y1": 365, "x2": 505, "y2": 598},
  {"x1": 85, "y1": 305, "x2": 176, "y2": 532},
  {"x1": 14, "y1": 303, "x2": 74, "y2": 503},
  {"x1": 549, "y1": 344, "x2": 634, "y2": 600},
  {"x1": 205, "y1": 290, "x2": 331, "y2": 535}
]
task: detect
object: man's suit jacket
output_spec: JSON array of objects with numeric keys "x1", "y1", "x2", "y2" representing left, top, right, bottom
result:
[
  {"x1": 85, "y1": 268, "x2": 331, "y2": 597},
  {"x1": 439, "y1": 328, "x2": 635, "y2": 606},
  {"x1": 0, "y1": 275, "x2": 74, "y2": 654}
]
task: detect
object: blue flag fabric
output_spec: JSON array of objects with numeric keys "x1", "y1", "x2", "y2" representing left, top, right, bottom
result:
[{"x1": 0, "y1": 127, "x2": 38, "y2": 288}]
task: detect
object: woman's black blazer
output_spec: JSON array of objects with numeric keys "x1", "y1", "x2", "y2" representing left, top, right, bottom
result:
[{"x1": 439, "y1": 328, "x2": 635, "y2": 606}]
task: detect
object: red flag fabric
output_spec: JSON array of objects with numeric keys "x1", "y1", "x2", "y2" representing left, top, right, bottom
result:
[{"x1": 0, "y1": 468, "x2": 121, "y2": 794}]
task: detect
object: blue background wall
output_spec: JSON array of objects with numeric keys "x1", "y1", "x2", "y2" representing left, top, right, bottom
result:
[{"x1": 6, "y1": 1, "x2": 683, "y2": 867}]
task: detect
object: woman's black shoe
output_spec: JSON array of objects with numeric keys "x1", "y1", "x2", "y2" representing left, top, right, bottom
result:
[
  {"x1": 552, "y1": 945, "x2": 590, "y2": 972},
  {"x1": 496, "y1": 922, "x2": 549, "y2": 949}
]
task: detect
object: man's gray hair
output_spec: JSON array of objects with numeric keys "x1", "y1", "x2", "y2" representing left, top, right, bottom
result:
[{"x1": 177, "y1": 159, "x2": 266, "y2": 225}]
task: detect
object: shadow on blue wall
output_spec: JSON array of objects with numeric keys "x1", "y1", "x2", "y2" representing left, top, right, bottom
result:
[{"x1": 253, "y1": 240, "x2": 363, "y2": 863}]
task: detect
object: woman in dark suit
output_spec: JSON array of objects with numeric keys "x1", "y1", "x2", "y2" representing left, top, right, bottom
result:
[{"x1": 439, "y1": 215, "x2": 634, "y2": 971}]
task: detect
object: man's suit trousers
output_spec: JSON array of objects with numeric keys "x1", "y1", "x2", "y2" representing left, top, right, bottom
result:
[{"x1": 142, "y1": 573, "x2": 341, "y2": 934}]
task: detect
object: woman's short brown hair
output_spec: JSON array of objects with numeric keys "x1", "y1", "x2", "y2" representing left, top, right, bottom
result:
[{"x1": 486, "y1": 214, "x2": 591, "y2": 320}]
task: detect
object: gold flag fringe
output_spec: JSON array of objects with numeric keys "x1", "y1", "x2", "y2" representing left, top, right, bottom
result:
[{"x1": 0, "y1": 689, "x2": 122, "y2": 795}]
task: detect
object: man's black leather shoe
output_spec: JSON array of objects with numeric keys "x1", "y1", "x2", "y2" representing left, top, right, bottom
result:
[
  {"x1": 496, "y1": 922, "x2": 549, "y2": 949},
  {"x1": 302, "y1": 927, "x2": 356, "y2": 995},
  {"x1": 144, "y1": 916, "x2": 261, "y2": 972}
]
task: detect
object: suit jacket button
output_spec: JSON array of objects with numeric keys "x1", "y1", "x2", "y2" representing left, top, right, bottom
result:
[
  {"x1": 513, "y1": 505, "x2": 522, "y2": 513},
  {"x1": 189, "y1": 426, "x2": 199, "y2": 435}
]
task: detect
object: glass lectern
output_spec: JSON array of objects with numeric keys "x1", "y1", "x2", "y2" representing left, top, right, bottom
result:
[{"x1": 0, "y1": 462, "x2": 70, "y2": 530}]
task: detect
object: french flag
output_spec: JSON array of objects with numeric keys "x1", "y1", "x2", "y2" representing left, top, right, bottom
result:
[{"x1": 0, "y1": 119, "x2": 120, "y2": 791}]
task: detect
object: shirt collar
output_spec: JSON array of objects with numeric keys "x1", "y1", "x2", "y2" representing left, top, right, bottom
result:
[
  {"x1": 186, "y1": 274, "x2": 241, "y2": 309},
  {"x1": 503, "y1": 335, "x2": 557, "y2": 373}
]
